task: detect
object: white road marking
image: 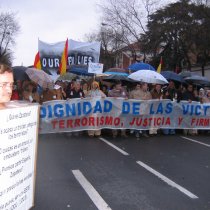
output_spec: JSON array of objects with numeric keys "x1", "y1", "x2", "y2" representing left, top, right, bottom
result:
[
  {"x1": 72, "y1": 170, "x2": 112, "y2": 210},
  {"x1": 99, "y1": 137, "x2": 129, "y2": 156},
  {"x1": 136, "y1": 161, "x2": 198, "y2": 199},
  {"x1": 181, "y1": 136, "x2": 210, "y2": 148}
]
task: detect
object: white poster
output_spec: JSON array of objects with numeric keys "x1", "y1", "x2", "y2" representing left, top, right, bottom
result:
[
  {"x1": 0, "y1": 103, "x2": 39, "y2": 210},
  {"x1": 88, "y1": 62, "x2": 103, "y2": 74}
]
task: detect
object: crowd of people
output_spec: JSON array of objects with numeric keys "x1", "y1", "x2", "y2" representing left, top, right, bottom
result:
[
  {"x1": 8, "y1": 71, "x2": 210, "y2": 139},
  {"x1": 1, "y1": 62, "x2": 209, "y2": 139}
]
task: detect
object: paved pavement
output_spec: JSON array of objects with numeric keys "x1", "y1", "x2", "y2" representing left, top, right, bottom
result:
[{"x1": 32, "y1": 131, "x2": 210, "y2": 210}]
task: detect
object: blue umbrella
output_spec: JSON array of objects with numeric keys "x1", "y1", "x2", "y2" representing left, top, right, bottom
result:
[
  {"x1": 105, "y1": 67, "x2": 129, "y2": 76},
  {"x1": 128, "y1": 62, "x2": 155, "y2": 71},
  {"x1": 161, "y1": 71, "x2": 184, "y2": 83},
  {"x1": 68, "y1": 65, "x2": 93, "y2": 76},
  {"x1": 105, "y1": 71, "x2": 128, "y2": 76}
]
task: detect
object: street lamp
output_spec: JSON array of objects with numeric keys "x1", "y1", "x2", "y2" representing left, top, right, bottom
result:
[{"x1": 101, "y1": 22, "x2": 108, "y2": 26}]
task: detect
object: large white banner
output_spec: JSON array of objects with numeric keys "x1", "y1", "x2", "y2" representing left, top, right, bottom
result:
[
  {"x1": 39, "y1": 98, "x2": 210, "y2": 133},
  {"x1": 0, "y1": 103, "x2": 39, "y2": 210},
  {"x1": 38, "y1": 39, "x2": 101, "y2": 74}
]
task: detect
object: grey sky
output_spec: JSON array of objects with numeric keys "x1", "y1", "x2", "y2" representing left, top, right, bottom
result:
[
  {"x1": 0, "y1": 0, "x2": 101, "y2": 66},
  {"x1": 0, "y1": 0, "x2": 179, "y2": 67}
]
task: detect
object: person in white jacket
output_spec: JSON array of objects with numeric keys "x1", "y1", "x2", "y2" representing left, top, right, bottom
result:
[{"x1": 86, "y1": 81, "x2": 106, "y2": 137}]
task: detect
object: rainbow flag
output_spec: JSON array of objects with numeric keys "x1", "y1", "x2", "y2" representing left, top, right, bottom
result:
[
  {"x1": 59, "y1": 39, "x2": 68, "y2": 75},
  {"x1": 34, "y1": 52, "x2": 42, "y2": 70}
]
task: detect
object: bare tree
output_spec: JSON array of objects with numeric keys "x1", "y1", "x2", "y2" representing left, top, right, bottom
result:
[
  {"x1": 85, "y1": 0, "x2": 178, "y2": 67},
  {"x1": 0, "y1": 11, "x2": 20, "y2": 65},
  {"x1": 191, "y1": 0, "x2": 210, "y2": 6},
  {"x1": 97, "y1": 0, "x2": 166, "y2": 61}
]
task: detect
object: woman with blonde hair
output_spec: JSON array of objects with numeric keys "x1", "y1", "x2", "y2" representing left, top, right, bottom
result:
[{"x1": 86, "y1": 81, "x2": 106, "y2": 137}]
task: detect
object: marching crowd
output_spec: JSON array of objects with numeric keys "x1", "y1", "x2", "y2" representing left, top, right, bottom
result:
[{"x1": 10, "y1": 75, "x2": 210, "y2": 139}]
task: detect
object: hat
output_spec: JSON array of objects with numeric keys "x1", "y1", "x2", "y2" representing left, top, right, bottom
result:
[{"x1": 54, "y1": 84, "x2": 61, "y2": 90}]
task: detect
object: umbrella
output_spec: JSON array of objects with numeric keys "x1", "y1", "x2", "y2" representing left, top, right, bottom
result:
[
  {"x1": 184, "y1": 75, "x2": 210, "y2": 86},
  {"x1": 68, "y1": 65, "x2": 93, "y2": 76},
  {"x1": 128, "y1": 70, "x2": 168, "y2": 84},
  {"x1": 95, "y1": 73, "x2": 109, "y2": 77},
  {"x1": 178, "y1": 71, "x2": 196, "y2": 78},
  {"x1": 12, "y1": 66, "x2": 29, "y2": 81},
  {"x1": 103, "y1": 74, "x2": 133, "y2": 82},
  {"x1": 128, "y1": 62, "x2": 155, "y2": 72},
  {"x1": 103, "y1": 74, "x2": 134, "y2": 86},
  {"x1": 105, "y1": 67, "x2": 129, "y2": 76},
  {"x1": 56, "y1": 72, "x2": 78, "y2": 81},
  {"x1": 25, "y1": 68, "x2": 54, "y2": 89},
  {"x1": 161, "y1": 71, "x2": 184, "y2": 83}
]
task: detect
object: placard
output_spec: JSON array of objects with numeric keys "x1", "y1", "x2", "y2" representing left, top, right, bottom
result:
[
  {"x1": 88, "y1": 62, "x2": 103, "y2": 74},
  {"x1": 0, "y1": 102, "x2": 39, "y2": 210}
]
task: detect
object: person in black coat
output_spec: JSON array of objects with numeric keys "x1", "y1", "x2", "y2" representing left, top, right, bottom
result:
[
  {"x1": 67, "y1": 81, "x2": 85, "y2": 99},
  {"x1": 181, "y1": 84, "x2": 199, "y2": 135}
]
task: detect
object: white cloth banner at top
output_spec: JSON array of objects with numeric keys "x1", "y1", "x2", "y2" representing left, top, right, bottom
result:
[{"x1": 38, "y1": 39, "x2": 101, "y2": 73}]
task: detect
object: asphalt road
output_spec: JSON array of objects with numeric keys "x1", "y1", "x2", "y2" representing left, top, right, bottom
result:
[{"x1": 32, "y1": 131, "x2": 210, "y2": 210}]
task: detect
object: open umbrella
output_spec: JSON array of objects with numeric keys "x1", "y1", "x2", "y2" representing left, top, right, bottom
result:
[
  {"x1": 128, "y1": 70, "x2": 168, "y2": 84},
  {"x1": 184, "y1": 75, "x2": 210, "y2": 86},
  {"x1": 12, "y1": 66, "x2": 29, "y2": 81},
  {"x1": 68, "y1": 65, "x2": 93, "y2": 76},
  {"x1": 128, "y1": 62, "x2": 155, "y2": 72},
  {"x1": 56, "y1": 72, "x2": 78, "y2": 81},
  {"x1": 103, "y1": 67, "x2": 131, "y2": 84},
  {"x1": 105, "y1": 67, "x2": 129, "y2": 76},
  {"x1": 25, "y1": 68, "x2": 54, "y2": 89},
  {"x1": 161, "y1": 71, "x2": 184, "y2": 83},
  {"x1": 103, "y1": 74, "x2": 133, "y2": 82},
  {"x1": 178, "y1": 71, "x2": 196, "y2": 78}
]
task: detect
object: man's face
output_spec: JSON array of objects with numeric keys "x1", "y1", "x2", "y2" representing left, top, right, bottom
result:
[
  {"x1": 188, "y1": 85, "x2": 193, "y2": 92},
  {"x1": 0, "y1": 72, "x2": 14, "y2": 103},
  {"x1": 136, "y1": 84, "x2": 141, "y2": 90},
  {"x1": 155, "y1": 84, "x2": 161, "y2": 91},
  {"x1": 142, "y1": 83, "x2": 148, "y2": 91},
  {"x1": 75, "y1": 83, "x2": 81, "y2": 90},
  {"x1": 169, "y1": 81, "x2": 175, "y2": 88},
  {"x1": 115, "y1": 84, "x2": 122, "y2": 90}
]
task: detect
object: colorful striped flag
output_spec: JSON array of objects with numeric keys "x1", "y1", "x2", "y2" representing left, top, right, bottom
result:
[
  {"x1": 34, "y1": 52, "x2": 42, "y2": 70},
  {"x1": 157, "y1": 57, "x2": 162, "y2": 73},
  {"x1": 59, "y1": 39, "x2": 68, "y2": 75}
]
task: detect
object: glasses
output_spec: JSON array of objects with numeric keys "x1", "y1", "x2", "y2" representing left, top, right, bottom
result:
[{"x1": 0, "y1": 82, "x2": 14, "y2": 89}]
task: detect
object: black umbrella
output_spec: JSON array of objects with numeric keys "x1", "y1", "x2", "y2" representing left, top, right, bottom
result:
[
  {"x1": 161, "y1": 71, "x2": 184, "y2": 83},
  {"x1": 178, "y1": 71, "x2": 196, "y2": 78},
  {"x1": 103, "y1": 74, "x2": 132, "y2": 82},
  {"x1": 184, "y1": 75, "x2": 210, "y2": 86},
  {"x1": 12, "y1": 66, "x2": 29, "y2": 81},
  {"x1": 102, "y1": 74, "x2": 134, "y2": 86}
]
